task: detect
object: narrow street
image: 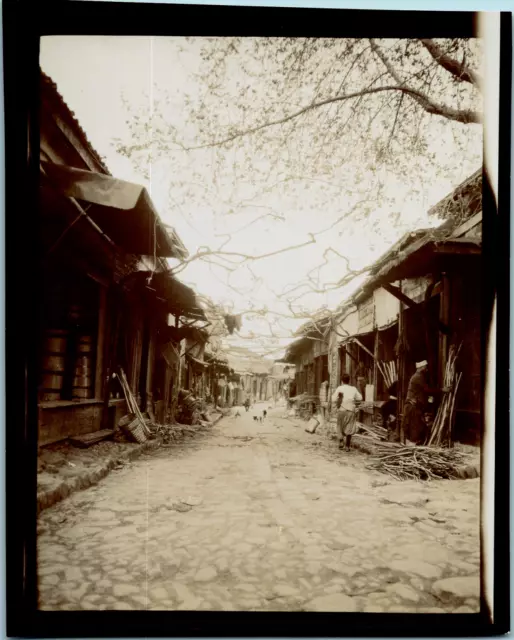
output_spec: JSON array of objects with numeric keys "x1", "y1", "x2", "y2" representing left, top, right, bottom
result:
[{"x1": 37, "y1": 403, "x2": 480, "y2": 613}]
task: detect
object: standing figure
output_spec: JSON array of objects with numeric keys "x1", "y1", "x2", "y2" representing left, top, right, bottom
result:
[
  {"x1": 403, "y1": 360, "x2": 448, "y2": 445},
  {"x1": 381, "y1": 380, "x2": 398, "y2": 439},
  {"x1": 355, "y1": 361, "x2": 367, "y2": 399},
  {"x1": 332, "y1": 373, "x2": 363, "y2": 452}
]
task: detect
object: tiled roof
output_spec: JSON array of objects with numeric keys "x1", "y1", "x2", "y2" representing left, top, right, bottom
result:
[{"x1": 40, "y1": 70, "x2": 110, "y2": 175}]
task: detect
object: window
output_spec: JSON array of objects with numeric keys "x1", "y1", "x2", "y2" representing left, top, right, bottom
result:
[{"x1": 39, "y1": 271, "x2": 99, "y2": 403}]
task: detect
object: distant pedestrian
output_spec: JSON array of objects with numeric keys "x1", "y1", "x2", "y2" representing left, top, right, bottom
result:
[{"x1": 332, "y1": 373, "x2": 363, "y2": 451}]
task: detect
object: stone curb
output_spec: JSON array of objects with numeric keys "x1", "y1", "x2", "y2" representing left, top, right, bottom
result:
[
  {"x1": 37, "y1": 413, "x2": 225, "y2": 515},
  {"x1": 37, "y1": 438, "x2": 163, "y2": 515}
]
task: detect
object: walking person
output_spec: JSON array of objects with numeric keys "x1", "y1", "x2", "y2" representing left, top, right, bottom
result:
[{"x1": 332, "y1": 373, "x2": 363, "y2": 451}]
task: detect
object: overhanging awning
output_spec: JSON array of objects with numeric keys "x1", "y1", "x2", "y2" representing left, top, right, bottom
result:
[
  {"x1": 41, "y1": 161, "x2": 188, "y2": 259},
  {"x1": 187, "y1": 354, "x2": 208, "y2": 369},
  {"x1": 339, "y1": 328, "x2": 375, "y2": 346},
  {"x1": 126, "y1": 270, "x2": 207, "y2": 320},
  {"x1": 356, "y1": 238, "x2": 481, "y2": 301},
  {"x1": 377, "y1": 318, "x2": 398, "y2": 332}
]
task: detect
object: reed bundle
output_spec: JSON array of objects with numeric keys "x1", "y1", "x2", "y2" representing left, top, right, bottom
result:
[
  {"x1": 367, "y1": 442, "x2": 467, "y2": 481},
  {"x1": 427, "y1": 344, "x2": 462, "y2": 447},
  {"x1": 357, "y1": 422, "x2": 388, "y2": 441},
  {"x1": 377, "y1": 360, "x2": 397, "y2": 389}
]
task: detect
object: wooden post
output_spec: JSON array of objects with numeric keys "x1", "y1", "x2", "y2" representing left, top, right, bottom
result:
[
  {"x1": 95, "y1": 284, "x2": 108, "y2": 400},
  {"x1": 101, "y1": 286, "x2": 117, "y2": 430},
  {"x1": 373, "y1": 330, "x2": 379, "y2": 401},
  {"x1": 397, "y1": 281, "x2": 406, "y2": 444},
  {"x1": 145, "y1": 330, "x2": 155, "y2": 416},
  {"x1": 438, "y1": 273, "x2": 450, "y2": 388},
  {"x1": 169, "y1": 314, "x2": 182, "y2": 422}
]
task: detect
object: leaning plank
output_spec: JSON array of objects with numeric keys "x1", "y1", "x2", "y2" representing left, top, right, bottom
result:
[{"x1": 69, "y1": 429, "x2": 115, "y2": 449}]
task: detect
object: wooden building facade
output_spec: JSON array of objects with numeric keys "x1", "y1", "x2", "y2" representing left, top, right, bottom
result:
[
  {"x1": 284, "y1": 170, "x2": 482, "y2": 445},
  {"x1": 37, "y1": 71, "x2": 205, "y2": 445}
]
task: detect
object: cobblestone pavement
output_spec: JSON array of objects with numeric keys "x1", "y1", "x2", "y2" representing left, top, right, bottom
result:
[{"x1": 37, "y1": 403, "x2": 480, "y2": 612}]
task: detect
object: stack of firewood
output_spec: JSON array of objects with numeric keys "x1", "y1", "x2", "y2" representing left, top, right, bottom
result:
[
  {"x1": 427, "y1": 344, "x2": 462, "y2": 447},
  {"x1": 367, "y1": 441, "x2": 468, "y2": 481}
]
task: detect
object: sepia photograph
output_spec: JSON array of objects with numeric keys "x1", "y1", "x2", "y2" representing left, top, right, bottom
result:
[{"x1": 3, "y1": 1, "x2": 510, "y2": 636}]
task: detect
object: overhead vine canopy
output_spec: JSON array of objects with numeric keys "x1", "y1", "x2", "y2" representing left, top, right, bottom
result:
[
  {"x1": 111, "y1": 36, "x2": 482, "y2": 354},
  {"x1": 116, "y1": 37, "x2": 481, "y2": 182}
]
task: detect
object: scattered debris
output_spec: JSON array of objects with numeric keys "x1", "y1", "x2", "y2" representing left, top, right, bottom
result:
[
  {"x1": 147, "y1": 420, "x2": 213, "y2": 445},
  {"x1": 370, "y1": 480, "x2": 390, "y2": 488},
  {"x1": 69, "y1": 429, "x2": 115, "y2": 448},
  {"x1": 305, "y1": 417, "x2": 319, "y2": 434},
  {"x1": 171, "y1": 502, "x2": 192, "y2": 513}
]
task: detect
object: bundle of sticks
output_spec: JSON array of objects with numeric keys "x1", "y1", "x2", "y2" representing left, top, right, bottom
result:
[
  {"x1": 427, "y1": 344, "x2": 462, "y2": 447},
  {"x1": 367, "y1": 442, "x2": 468, "y2": 481},
  {"x1": 357, "y1": 421, "x2": 388, "y2": 441},
  {"x1": 377, "y1": 360, "x2": 397, "y2": 389}
]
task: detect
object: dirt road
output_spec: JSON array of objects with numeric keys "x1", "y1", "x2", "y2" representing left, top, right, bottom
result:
[{"x1": 37, "y1": 402, "x2": 480, "y2": 612}]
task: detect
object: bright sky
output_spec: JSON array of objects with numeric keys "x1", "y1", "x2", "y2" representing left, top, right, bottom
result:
[{"x1": 40, "y1": 36, "x2": 482, "y2": 359}]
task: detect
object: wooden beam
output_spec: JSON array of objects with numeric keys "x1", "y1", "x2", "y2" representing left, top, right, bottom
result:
[
  {"x1": 95, "y1": 284, "x2": 108, "y2": 400},
  {"x1": 383, "y1": 283, "x2": 417, "y2": 308},
  {"x1": 432, "y1": 243, "x2": 481, "y2": 256},
  {"x1": 438, "y1": 274, "x2": 451, "y2": 387},
  {"x1": 452, "y1": 211, "x2": 482, "y2": 238}
]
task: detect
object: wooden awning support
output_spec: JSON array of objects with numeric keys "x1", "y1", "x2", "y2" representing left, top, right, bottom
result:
[
  {"x1": 384, "y1": 283, "x2": 450, "y2": 335},
  {"x1": 383, "y1": 283, "x2": 416, "y2": 308}
]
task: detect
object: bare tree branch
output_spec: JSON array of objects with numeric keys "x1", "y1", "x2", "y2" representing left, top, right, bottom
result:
[
  {"x1": 175, "y1": 85, "x2": 479, "y2": 154},
  {"x1": 420, "y1": 38, "x2": 482, "y2": 88},
  {"x1": 369, "y1": 39, "x2": 481, "y2": 125},
  {"x1": 169, "y1": 235, "x2": 316, "y2": 276}
]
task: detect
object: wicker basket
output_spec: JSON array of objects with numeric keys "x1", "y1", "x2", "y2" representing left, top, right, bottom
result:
[{"x1": 119, "y1": 414, "x2": 147, "y2": 444}]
